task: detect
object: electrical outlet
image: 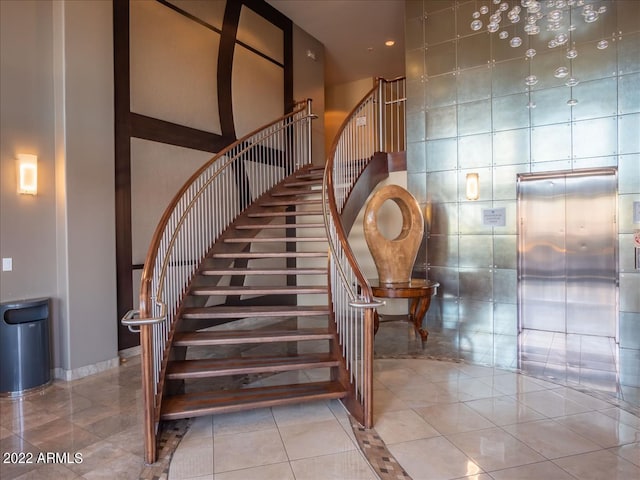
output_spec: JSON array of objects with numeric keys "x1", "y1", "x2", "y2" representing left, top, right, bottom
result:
[
  {"x1": 356, "y1": 116, "x2": 367, "y2": 127},
  {"x1": 2, "y1": 258, "x2": 12, "y2": 272}
]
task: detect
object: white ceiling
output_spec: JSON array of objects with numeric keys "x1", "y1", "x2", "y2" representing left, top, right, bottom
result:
[{"x1": 267, "y1": 0, "x2": 406, "y2": 86}]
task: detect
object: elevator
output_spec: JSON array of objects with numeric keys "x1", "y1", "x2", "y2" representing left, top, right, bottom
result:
[{"x1": 517, "y1": 169, "x2": 618, "y2": 339}]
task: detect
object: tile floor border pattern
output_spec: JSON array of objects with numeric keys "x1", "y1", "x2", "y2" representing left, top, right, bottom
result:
[
  {"x1": 349, "y1": 416, "x2": 411, "y2": 480},
  {"x1": 139, "y1": 419, "x2": 192, "y2": 480}
]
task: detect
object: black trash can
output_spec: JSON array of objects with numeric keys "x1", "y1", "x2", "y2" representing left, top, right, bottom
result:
[{"x1": 0, "y1": 298, "x2": 51, "y2": 396}]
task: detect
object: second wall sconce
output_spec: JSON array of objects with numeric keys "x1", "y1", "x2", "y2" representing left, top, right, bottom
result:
[
  {"x1": 466, "y1": 173, "x2": 479, "y2": 201},
  {"x1": 17, "y1": 153, "x2": 38, "y2": 195}
]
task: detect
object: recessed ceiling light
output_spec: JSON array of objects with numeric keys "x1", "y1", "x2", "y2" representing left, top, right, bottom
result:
[{"x1": 385, "y1": 40, "x2": 395, "y2": 47}]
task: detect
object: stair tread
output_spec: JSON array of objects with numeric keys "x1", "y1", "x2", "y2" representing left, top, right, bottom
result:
[
  {"x1": 181, "y1": 305, "x2": 329, "y2": 319},
  {"x1": 191, "y1": 285, "x2": 327, "y2": 295},
  {"x1": 166, "y1": 353, "x2": 339, "y2": 379},
  {"x1": 173, "y1": 328, "x2": 333, "y2": 346},
  {"x1": 295, "y1": 172, "x2": 324, "y2": 180},
  {"x1": 224, "y1": 236, "x2": 325, "y2": 243},
  {"x1": 160, "y1": 381, "x2": 346, "y2": 420},
  {"x1": 200, "y1": 267, "x2": 327, "y2": 275},
  {"x1": 235, "y1": 223, "x2": 325, "y2": 230},
  {"x1": 248, "y1": 211, "x2": 323, "y2": 217},
  {"x1": 260, "y1": 199, "x2": 322, "y2": 207},
  {"x1": 211, "y1": 251, "x2": 327, "y2": 259},
  {"x1": 285, "y1": 180, "x2": 323, "y2": 188},
  {"x1": 271, "y1": 189, "x2": 321, "y2": 197}
]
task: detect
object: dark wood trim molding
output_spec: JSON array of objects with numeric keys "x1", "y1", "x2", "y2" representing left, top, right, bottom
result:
[
  {"x1": 157, "y1": 0, "x2": 223, "y2": 35},
  {"x1": 131, "y1": 113, "x2": 231, "y2": 153},
  {"x1": 283, "y1": 19, "x2": 293, "y2": 112},
  {"x1": 114, "y1": 0, "x2": 137, "y2": 349},
  {"x1": 218, "y1": 1, "x2": 242, "y2": 140},
  {"x1": 387, "y1": 151, "x2": 407, "y2": 173}
]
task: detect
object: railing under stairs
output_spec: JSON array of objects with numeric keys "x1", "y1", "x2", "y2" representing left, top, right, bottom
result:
[
  {"x1": 122, "y1": 101, "x2": 315, "y2": 464},
  {"x1": 322, "y1": 77, "x2": 406, "y2": 428}
]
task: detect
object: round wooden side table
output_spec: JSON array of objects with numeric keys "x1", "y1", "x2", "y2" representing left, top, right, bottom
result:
[{"x1": 369, "y1": 278, "x2": 439, "y2": 341}]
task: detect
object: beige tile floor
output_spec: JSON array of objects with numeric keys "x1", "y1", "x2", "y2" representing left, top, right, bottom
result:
[
  {"x1": 0, "y1": 356, "x2": 145, "y2": 479},
  {"x1": 1, "y1": 354, "x2": 639, "y2": 480},
  {"x1": 169, "y1": 358, "x2": 640, "y2": 480}
]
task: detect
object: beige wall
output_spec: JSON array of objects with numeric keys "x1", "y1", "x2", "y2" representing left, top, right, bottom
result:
[
  {"x1": 58, "y1": 0, "x2": 117, "y2": 374},
  {"x1": 293, "y1": 24, "x2": 325, "y2": 164},
  {"x1": 324, "y1": 77, "x2": 375, "y2": 156},
  {"x1": 1, "y1": 0, "x2": 118, "y2": 376},
  {"x1": 1, "y1": 0, "x2": 57, "y2": 302}
]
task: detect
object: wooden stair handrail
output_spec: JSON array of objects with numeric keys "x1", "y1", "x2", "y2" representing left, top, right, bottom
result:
[{"x1": 322, "y1": 77, "x2": 406, "y2": 428}]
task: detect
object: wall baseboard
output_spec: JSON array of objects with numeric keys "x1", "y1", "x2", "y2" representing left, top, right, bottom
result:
[
  {"x1": 53, "y1": 356, "x2": 120, "y2": 381},
  {"x1": 119, "y1": 345, "x2": 141, "y2": 359}
]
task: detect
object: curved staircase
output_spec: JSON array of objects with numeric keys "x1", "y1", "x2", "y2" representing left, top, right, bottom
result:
[
  {"x1": 124, "y1": 79, "x2": 406, "y2": 464},
  {"x1": 157, "y1": 165, "x2": 350, "y2": 421}
]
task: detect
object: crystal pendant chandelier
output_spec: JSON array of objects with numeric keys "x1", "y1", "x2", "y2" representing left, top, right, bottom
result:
[{"x1": 469, "y1": 0, "x2": 611, "y2": 107}]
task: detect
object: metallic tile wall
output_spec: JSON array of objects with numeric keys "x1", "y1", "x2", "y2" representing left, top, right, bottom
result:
[{"x1": 405, "y1": 0, "x2": 640, "y2": 366}]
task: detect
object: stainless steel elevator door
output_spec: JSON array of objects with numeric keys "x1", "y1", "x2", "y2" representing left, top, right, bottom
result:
[{"x1": 518, "y1": 169, "x2": 618, "y2": 338}]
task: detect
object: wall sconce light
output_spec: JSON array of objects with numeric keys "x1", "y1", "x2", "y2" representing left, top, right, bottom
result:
[
  {"x1": 17, "y1": 154, "x2": 38, "y2": 195},
  {"x1": 466, "y1": 173, "x2": 479, "y2": 201}
]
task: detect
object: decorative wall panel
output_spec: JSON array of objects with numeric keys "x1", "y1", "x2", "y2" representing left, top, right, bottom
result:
[
  {"x1": 426, "y1": 138, "x2": 457, "y2": 171},
  {"x1": 458, "y1": 100, "x2": 492, "y2": 136},
  {"x1": 492, "y1": 94, "x2": 531, "y2": 131},
  {"x1": 231, "y1": 45, "x2": 284, "y2": 137},
  {"x1": 406, "y1": 1, "x2": 640, "y2": 383},
  {"x1": 619, "y1": 73, "x2": 640, "y2": 114},
  {"x1": 168, "y1": 0, "x2": 225, "y2": 29},
  {"x1": 572, "y1": 77, "x2": 618, "y2": 121},
  {"x1": 130, "y1": 139, "x2": 213, "y2": 264},
  {"x1": 457, "y1": 66, "x2": 491, "y2": 103},
  {"x1": 237, "y1": 6, "x2": 283, "y2": 63},
  {"x1": 130, "y1": 0, "x2": 221, "y2": 134},
  {"x1": 426, "y1": 73, "x2": 457, "y2": 107},
  {"x1": 492, "y1": 129, "x2": 530, "y2": 166}
]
